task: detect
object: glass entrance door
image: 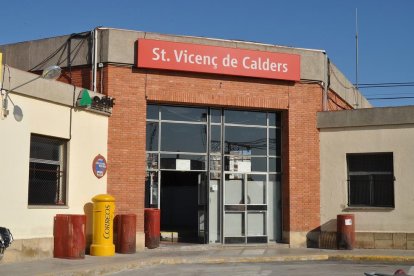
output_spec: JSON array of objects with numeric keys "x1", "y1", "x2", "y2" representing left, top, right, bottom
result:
[
  {"x1": 146, "y1": 105, "x2": 208, "y2": 243},
  {"x1": 223, "y1": 173, "x2": 268, "y2": 243},
  {"x1": 146, "y1": 104, "x2": 282, "y2": 244}
]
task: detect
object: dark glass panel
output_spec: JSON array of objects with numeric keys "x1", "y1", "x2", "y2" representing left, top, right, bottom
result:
[
  {"x1": 211, "y1": 109, "x2": 221, "y2": 124},
  {"x1": 269, "y1": 157, "x2": 281, "y2": 173},
  {"x1": 247, "y1": 205, "x2": 267, "y2": 211},
  {"x1": 373, "y1": 174, "x2": 394, "y2": 207},
  {"x1": 268, "y1": 113, "x2": 277, "y2": 127},
  {"x1": 269, "y1": 128, "x2": 281, "y2": 156},
  {"x1": 161, "y1": 105, "x2": 207, "y2": 122},
  {"x1": 224, "y1": 126, "x2": 267, "y2": 156},
  {"x1": 146, "y1": 122, "x2": 159, "y2": 151},
  {"x1": 349, "y1": 175, "x2": 371, "y2": 206},
  {"x1": 161, "y1": 123, "x2": 207, "y2": 153},
  {"x1": 268, "y1": 112, "x2": 281, "y2": 127},
  {"x1": 225, "y1": 110, "x2": 266, "y2": 126},
  {"x1": 28, "y1": 162, "x2": 60, "y2": 205},
  {"x1": 251, "y1": 157, "x2": 267, "y2": 172},
  {"x1": 225, "y1": 237, "x2": 245, "y2": 243},
  {"x1": 146, "y1": 104, "x2": 159, "y2": 120},
  {"x1": 269, "y1": 128, "x2": 276, "y2": 156},
  {"x1": 247, "y1": 236, "x2": 267, "y2": 243},
  {"x1": 160, "y1": 155, "x2": 176, "y2": 170},
  {"x1": 248, "y1": 174, "x2": 266, "y2": 182},
  {"x1": 30, "y1": 135, "x2": 63, "y2": 161},
  {"x1": 276, "y1": 129, "x2": 281, "y2": 156},
  {"x1": 347, "y1": 153, "x2": 393, "y2": 173}
]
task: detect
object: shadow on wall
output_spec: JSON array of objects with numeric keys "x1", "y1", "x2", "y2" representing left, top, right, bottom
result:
[
  {"x1": 306, "y1": 219, "x2": 337, "y2": 249},
  {"x1": 84, "y1": 202, "x2": 94, "y2": 254}
]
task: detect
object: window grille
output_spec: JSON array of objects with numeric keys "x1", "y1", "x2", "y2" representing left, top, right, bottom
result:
[
  {"x1": 28, "y1": 135, "x2": 67, "y2": 206},
  {"x1": 347, "y1": 153, "x2": 394, "y2": 208}
]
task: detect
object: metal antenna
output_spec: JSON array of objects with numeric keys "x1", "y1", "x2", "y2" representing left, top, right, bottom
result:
[{"x1": 356, "y1": 8, "x2": 359, "y2": 89}]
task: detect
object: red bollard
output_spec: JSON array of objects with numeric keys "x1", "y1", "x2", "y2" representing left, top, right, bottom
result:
[
  {"x1": 114, "y1": 214, "x2": 137, "y2": 254},
  {"x1": 144, "y1": 208, "x2": 160, "y2": 249},
  {"x1": 337, "y1": 214, "x2": 355, "y2": 250},
  {"x1": 54, "y1": 214, "x2": 86, "y2": 259}
]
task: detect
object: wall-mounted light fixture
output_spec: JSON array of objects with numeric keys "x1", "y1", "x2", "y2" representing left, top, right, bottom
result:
[{"x1": 41, "y1": 65, "x2": 62, "y2": 80}]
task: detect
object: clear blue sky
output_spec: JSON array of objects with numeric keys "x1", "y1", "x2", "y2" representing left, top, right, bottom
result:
[{"x1": 1, "y1": 0, "x2": 413, "y2": 107}]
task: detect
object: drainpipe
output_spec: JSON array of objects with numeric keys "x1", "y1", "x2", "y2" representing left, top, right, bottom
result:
[
  {"x1": 322, "y1": 52, "x2": 329, "y2": 111},
  {"x1": 91, "y1": 27, "x2": 99, "y2": 92}
]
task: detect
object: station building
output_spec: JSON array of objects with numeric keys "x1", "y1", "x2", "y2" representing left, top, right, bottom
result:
[{"x1": 1, "y1": 27, "x2": 381, "y2": 253}]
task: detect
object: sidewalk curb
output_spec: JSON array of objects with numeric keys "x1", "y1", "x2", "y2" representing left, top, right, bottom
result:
[{"x1": 329, "y1": 254, "x2": 414, "y2": 263}]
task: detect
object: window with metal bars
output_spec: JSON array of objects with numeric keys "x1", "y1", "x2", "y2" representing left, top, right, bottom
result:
[
  {"x1": 28, "y1": 134, "x2": 67, "y2": 206},
  {"x1": 347, "y1": 153, "x2": 394, "y2": 208}
]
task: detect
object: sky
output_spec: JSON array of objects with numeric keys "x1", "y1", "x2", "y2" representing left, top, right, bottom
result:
[{"x1": 1, "y1": 0, "x2": 413, "y2": 107}]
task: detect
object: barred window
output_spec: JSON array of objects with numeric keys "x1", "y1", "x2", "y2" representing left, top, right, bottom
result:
[
  {"x1": 347, "y1": 153, "x2": 394, "y2": 208},
  {"x1": 28, "y1": 134, "x2": 67, "y2": 206}
]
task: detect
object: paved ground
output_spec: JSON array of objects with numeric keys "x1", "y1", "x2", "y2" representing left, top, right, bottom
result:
[
  {"x1": 1, "y1": 243, "x2": 414, "y2": 276},
  {"x1": 111, "y1": 261, "x2": 414, "y2": 276}
]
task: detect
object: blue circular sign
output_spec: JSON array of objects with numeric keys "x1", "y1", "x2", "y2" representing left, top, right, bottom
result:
[{"x1": 93, "y1": 154, "x2": 107, "y2": 179}]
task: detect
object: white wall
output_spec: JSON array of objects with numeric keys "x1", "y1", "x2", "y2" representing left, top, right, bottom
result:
[
  {"x1": 0, "y1": 93, "x2": 108, "y2": 239},
  {"x1": 320, "y1": 125, "x2": 414, "y2": 233}
]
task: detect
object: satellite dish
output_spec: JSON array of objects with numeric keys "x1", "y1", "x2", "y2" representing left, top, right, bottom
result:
[{"x1": 41, "y1": 65, "x2": 62, "y2": 80}]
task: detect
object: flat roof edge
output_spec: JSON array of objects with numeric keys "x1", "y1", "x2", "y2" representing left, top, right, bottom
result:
[{"x1": 317, "y1": 106, "x2": 414, "y2": 129}]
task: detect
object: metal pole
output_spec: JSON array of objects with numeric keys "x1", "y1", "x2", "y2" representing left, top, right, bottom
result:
[
  {"x1": 355, "y1": 8, "x2": 359, "y2": 91},
  {"x1": 355, "y1": 8, "x2": 360, "y2": 108}
]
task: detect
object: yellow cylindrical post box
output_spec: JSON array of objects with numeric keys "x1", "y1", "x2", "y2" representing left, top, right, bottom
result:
[{"x1": 90, "y1": 194, "x2": 115, "y2": 256}]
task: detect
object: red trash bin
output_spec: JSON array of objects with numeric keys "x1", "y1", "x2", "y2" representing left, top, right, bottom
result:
[
  {"x1": 337, "y1": 214, "x2": 355, "y2": 250},
  {"x1": 114, "y1": 214, "x2": 136, "y2": 254},
  {"x1": 144, "y1": 208, "x2": 160, "y2": 249},
  {"x1": 54, "y1": 214, "x2": 86, "y2": 259}
]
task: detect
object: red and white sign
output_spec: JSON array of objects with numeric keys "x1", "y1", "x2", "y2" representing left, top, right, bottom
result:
[{"x1": 137, "y1": 39, "x2": 300, "y2": 81}]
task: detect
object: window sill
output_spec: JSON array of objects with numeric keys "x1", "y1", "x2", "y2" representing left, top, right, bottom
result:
[{"x1": 342, "y1": 206, "x2": 394, "y2": 212}]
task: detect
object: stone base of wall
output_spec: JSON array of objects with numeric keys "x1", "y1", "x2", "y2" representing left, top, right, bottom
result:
[
  {"x1": 1, "y1": 232, "x2": 146, "y2": 264},
  {"x1": 317, "y1": 231, "x2": 414, "y2": 250},
  {"x1": 356, "y1": 232, "x2": 414, "y2": 249},
  {"x1": 287, "y1": 231, "x2": 308, "y2": 248},
  {"x1": 1, "y1": 237, "x2": 53, "y2": 263}
]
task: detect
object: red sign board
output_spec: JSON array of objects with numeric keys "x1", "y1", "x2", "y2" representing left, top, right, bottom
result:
[{"x1": 137, "y1": 39, "x2": 300, "y2": 81}]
